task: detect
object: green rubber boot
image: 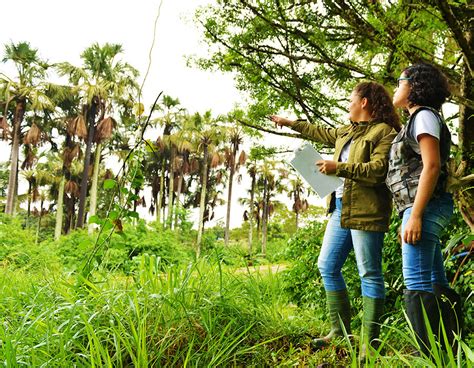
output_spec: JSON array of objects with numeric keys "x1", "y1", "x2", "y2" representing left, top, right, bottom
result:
[
  {"x1": 312, "y1": 289, "x2": 351, "y2": 349},
  {"x1": 359, "y1": 296, "x2": 385, "y2": 363}
]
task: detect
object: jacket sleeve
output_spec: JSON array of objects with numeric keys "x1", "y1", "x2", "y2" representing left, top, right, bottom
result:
[
  {"x1": 335, "y1": 130, "x2": 397, "y2": 186},
  {"x1": 292, "y1": 120, "x2": 338, "y2": 147}
]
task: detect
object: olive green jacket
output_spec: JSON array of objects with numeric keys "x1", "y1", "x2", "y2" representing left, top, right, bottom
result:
[{"x1": 292, "y1": 120, "x2": 397, "y2": 232}]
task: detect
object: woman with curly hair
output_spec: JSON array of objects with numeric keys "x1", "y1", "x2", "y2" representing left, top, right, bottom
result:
[
  {"x1": 270, "y1": 81, "x2": 400, "y2": 357},
  {"x1": 387, "y1": 63, "x2": 463, "y2": 356}
]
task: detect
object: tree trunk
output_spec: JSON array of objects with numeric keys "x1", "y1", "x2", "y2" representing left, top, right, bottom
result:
[
  {"x1": 248, "y1": 174, "x2": 256, "y2": 256},
  {"x1": 196, "y1": 146, "x2": 209, "y2": 257},
  {"x1": 26, "y1": 180, "x2": 32, "y2": 227},
  {"x1": 156, "y1": 158, "x2": 165, "y2": 225},
  {"x1": 5, "y1": 99, "x2": 25, "y2": 215},
  {"x1": 35, "y1": 199, "x2": 44, "y2": 245},
  {"x1": 174, "y1": 170, "x2": 183, "y2": 229},
  {"x1": 261, "y1": 178, "x2": 268, "y2": 257},
  {"x1": 76, "y1": 99, "x2": 98, "y2": 228},
  {"x1": 88, "y1": 142, "x2": 102, "y2": 235},
  {"x1": 167, "y1": 147, "x2": 175, "y2": 229},
  {"x1": 224, "y1": 146, "x2": 237, "y2": 247},
  {"x1": 457, "y1": 29, "x2": 474, "y2": 230},
  {"x1": 55, "y1": 175, "x2": 66, "y2": 241}
]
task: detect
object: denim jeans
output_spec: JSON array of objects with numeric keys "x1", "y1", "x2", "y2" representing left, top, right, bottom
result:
[
  {"x1": 318, "y1": 198, "x2": 385, "y2": 299},
  {"x1": 402, "y1": 193, "x2": 453, "y2": 292}
]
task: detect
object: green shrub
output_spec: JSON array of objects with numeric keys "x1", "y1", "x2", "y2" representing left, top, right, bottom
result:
[{"x1": 0, "y1": 213, "x2": 58, "y2": 269}]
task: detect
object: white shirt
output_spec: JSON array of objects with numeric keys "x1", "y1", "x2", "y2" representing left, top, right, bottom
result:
[
  {"x1": 335, "y1": 140, "x2": 352, "y2": 198},
  {"x1": 409, "y1": 110, "x2": 441, "y2": 154}
]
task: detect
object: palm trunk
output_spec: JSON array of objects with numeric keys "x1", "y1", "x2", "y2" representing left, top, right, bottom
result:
[
  {"x1": 261, "y1": 178, "x2": 268, "y2": 257},
  {"x1": 5, "y1": 99, "x2": 25, "y2": 215},
  {"x1": 174, "y1": 170, "x2": 183, "y2": 229},
  {"x1": 224, "y1": 148, "x2": 237, "y2": 246},
  {"x1": 196, "y1": 146, "x2": 209, "y2": 257},
  {"x1": 35, "y1": 199, "x2": 44, "y2": 245},
  {"x1": 167, "y1": 147, "x2": 175, "y2": 229},
  {"x1": 88, "y1": 142, "x2": 102, "y2": 234},
  {"x1": 55, "y1": 175, "x2": 66, "y2": 240},
  {"x1": 156, "y1": 158, "x2": 165, "y2": 224},
  {"x1": 26, "y1": 180, "x2": 32, "y2": 227},
  {"x1": 247, "y1": 174, "x2": 256, "y2": 256},
  {"x1": 76, "y1": 100, "x2": 97, "y2": 228}
]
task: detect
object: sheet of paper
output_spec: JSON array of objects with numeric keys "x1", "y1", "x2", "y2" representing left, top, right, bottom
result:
[{"x1": 290, "y1": 143, "x2": 343, "y2": 198}]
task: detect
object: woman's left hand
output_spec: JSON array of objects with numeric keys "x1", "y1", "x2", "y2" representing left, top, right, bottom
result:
[
  {"x1": 316, "y1": 160, "x2": 337, "y2": 175},
  {"x1": 403, "y1": 215, "x2": 422, "y2": 245}
]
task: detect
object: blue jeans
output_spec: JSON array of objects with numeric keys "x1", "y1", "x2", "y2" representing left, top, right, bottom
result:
[
  {"x1": 318, "y1": 198, "x2": 385, "y2": 299},
  {"x1": 402, "y1": 193, "x2": 453, "y2": 292}
]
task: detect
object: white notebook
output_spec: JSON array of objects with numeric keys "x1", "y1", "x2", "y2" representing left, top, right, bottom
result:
[{"x1": 290, "y1": 143, "x2": 343, "y2": 198}]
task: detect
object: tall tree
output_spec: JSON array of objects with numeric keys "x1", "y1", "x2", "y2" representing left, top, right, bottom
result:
[
  {"x1": 192, "y1": 111, "x2": 223, "y2": 256},
  {"x1": 0, "y1": 42, "x2": 54, "y2": 215},
  {"x1": 195, "y1": 0, "x2": 474, "y2": 227},
  {"x1": 223, "y1": 126, "x2": 246, "y2": 246},
  {"x1": 57, "y1": 42, "x2": 139, "y2": 228}
]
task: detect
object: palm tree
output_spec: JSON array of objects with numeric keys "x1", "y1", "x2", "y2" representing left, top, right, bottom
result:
[
  {"x1": 223, "y1": 126, "x2": 246, "y2": 246},
  {"x1": 151, "y1": 95, "x2": 186, "y2": 228},
  {"x1": 244, "y1": 159, "x2": 257, "y2": 256},
  {"x1": 57, "y1": 42, "x2": 139, "y2": 228},
  {"x1": 287, "y1": 176, "x2": 309, "y2": 230},
  {"x1": 257, "y1": 160, "x2": 284, "y2": 257},
  {"x1": 0, "y1": 42, "x2": 54, "y2": 215},
  {"x1": 192, "y1": 111, "x2": 222, "y2": 256}
]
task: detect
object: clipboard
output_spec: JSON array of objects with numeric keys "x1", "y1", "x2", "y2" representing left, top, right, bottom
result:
[{"x1": 290, "y1": 143, "x2": 343, "y2": 198}]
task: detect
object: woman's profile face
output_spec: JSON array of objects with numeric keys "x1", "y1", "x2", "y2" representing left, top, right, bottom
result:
[
  {"x1": 393, "y1": 73, "x2": 411, "y2": 109},
  {"x1": 347, "y1": 91, "x2": 366, "y2": 122}
]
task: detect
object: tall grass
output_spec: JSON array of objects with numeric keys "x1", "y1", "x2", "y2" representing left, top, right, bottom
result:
[{"x1": 0, "y1": 257, "x2": 472, "y2": 367}]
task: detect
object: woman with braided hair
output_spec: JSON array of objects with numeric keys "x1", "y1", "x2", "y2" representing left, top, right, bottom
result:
[{"x1": 270, "y1": 81, "x2": 400, "y2": 357}]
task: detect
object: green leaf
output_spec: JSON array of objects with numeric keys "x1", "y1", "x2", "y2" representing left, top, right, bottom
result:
[
  {"x1": 109, "y1": 210, "x2": 120, "y2": 221},
  {"x1": 88, "y1": 215, "x2": 101, "y2": 225},
  {"x1": 104, "y1": 179, "x2": 117, "y2": 190}
]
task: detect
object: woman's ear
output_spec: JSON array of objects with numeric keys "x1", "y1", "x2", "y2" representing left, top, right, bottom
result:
[{"x1": 361, "y1": 97, "x2": 369, "y2": 109}]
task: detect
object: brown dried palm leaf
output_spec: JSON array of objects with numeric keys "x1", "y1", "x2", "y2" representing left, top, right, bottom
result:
[
  {"x1": 302, "y1": 199, "x2": 309, "y2": 211},
  {"x1": 21, "y1": 149, "x2": 37, "y2": 170},
  {"x1": 156, "y1": 136, "x2": 166, "y2": 153},
  {"x1": 182, "y1": 160, "x2": 190, "y2": 174},
  {"x1": 268, "y1": 203, "x2": 275, "y2": 215},
  {"x1": 104, "y1": 169, "x2": 113, "y2": 180},
  {"x1": 190, "y1": 159, "x2": 199, "y2": 174},
  {"x1": 32, "y1": 187, "x2": 40, "y2": 202},
  {"x1": 0, "y1": 116, "x2": 10, "y2": 139},
  {"x1": 71, "y1": 144, "x2": 82, "y2": 161},
  {"x1": 210, "y1": 152, "x2": 220, "y2": 168},
  {"x1": 65, "y1": 180, "x2": 79, "y2": 195},
  {"x1": 94, "y1": 116, "x2": 116, "y2": 143},
  {"x1": 173, "y1": 156, "x2": 184, "y2": 170},
  {"x1": 238, "y1": 150, "x2": 247, "y2": 166},
  {"x1": 24, "y1": 123, "x2": 42, "y2": 146},
  {"x1": 68, "y1": 115, "x2": 88, "y2": 139}
]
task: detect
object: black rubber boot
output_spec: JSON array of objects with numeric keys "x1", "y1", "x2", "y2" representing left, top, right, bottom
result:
[
  {"x1": 404, "y1": 289, "x2": 440, "y2": 357},
  {"x1": 312, "y1": 289, "x2": 351, "y2": 349},
  {"x1": 432, "y1": 284, "x2": 463, "y2": 351},
  {"x1": 359, "y1": 296, "x2": 384, "y2": 363}
]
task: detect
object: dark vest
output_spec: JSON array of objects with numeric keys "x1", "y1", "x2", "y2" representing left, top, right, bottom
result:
[{"x1": 386, "y1": 107, "x2": 451, "y2": 214}]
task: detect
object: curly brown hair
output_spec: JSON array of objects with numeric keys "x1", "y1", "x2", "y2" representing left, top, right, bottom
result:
[
  {"x1": 354, "y1": 81, "x2": 401, "y2": 132},
  {"x1": 403, "y1": 63, "x2": 450, "y2": 110}
]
